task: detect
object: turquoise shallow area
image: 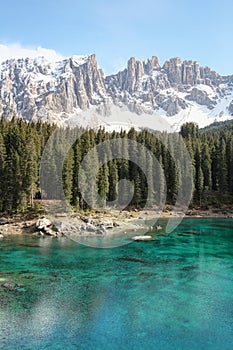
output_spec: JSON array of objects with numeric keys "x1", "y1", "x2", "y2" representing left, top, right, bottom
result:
[{"x1": 0, "y1": 218, "x2": 232, "y2": 350}]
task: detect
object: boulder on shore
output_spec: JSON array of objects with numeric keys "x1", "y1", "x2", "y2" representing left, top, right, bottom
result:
[
  {"x1": 36, "y1": 217, "x2": 52, "y2": 231},
  {"x1": 0, "y1": 217, "x2": 8, "y2": 225},
  {"x1": 44, "y1": 227, "x2": 57, "y2": 236}
]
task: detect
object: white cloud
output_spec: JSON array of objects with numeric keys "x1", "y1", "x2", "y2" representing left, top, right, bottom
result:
[{"x1": 0, "y1": 43, "x2": 64, "y2": 63}]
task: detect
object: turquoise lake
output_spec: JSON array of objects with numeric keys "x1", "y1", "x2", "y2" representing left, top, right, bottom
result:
[{"x1": 0, "y1": 218, "x2": 232, "y2": 350}]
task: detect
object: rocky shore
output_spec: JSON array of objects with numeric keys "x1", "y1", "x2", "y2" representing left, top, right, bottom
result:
[
  {"x1": 0, "y1": 206, "x2": 233, "y2": 238},
  {"x1": 0, "y1": 210, "x2": 148, "y2": 238}
]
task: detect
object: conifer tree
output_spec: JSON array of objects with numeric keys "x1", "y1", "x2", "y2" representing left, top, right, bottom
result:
[
  {"x1": 108, "y1": 159, "x2": 118, "y2": 203},
  {"x1": 23, "y1": 139, "x2": 38, "y2": 207},
  {"x1": 217, "y1": 138, "x2": 228, "y2": 192},
  {"x1": 201, "y1": 142, "x2": 212, "y2": 190},
  {"x1": 97, "y1": 154, "x2": 109, "y2": 208},
  {"x1": 226, "y1": 137, "x2": 233, "y2": 194},
  {"x1": 63, "y1": 148, "x2": 74, "y2": 204}
]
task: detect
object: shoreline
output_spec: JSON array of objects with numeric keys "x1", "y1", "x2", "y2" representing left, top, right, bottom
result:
[{"x1": 0, "y1": 206, "x2": 233, "y2": 237}]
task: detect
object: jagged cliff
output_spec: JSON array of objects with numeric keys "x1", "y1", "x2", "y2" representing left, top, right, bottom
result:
[
  {"x1": 106, "y1": 56, "x2": 226, "y2": 116},
  {"x1": 0, "y1": 53, "x2": 233, "y2": 128},
  {"x1": 0, "y1": 54, "x2": 108, "y2": 123}
]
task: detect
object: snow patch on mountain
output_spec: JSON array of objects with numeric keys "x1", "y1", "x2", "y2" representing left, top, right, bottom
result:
[
  {"x1": 0, "y1": 53, "x2": 233, "y2": 130},
  {"x1": 64, "y1": 105, "x2": 174, "y2": 132}
]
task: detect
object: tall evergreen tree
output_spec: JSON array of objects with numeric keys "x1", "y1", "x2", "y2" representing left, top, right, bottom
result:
[
  {"x1": 63, "y1": 148, "x2": 74, "y2": 204},
  {"x1": 226, "y1": 137, "x2": 233, "y2": 194},
  {"x1": 201, "y1": 142, "x2": 212, "y2": 190},
  {"x1": 108, "y1": 159, "x2": 118, "y2": 203},
  {"x1": 217, "y1": 138, "x2": 228, "y2": 192},
  {"x1": 98, "y1": 154, "x2": 109, "y2": 208}
]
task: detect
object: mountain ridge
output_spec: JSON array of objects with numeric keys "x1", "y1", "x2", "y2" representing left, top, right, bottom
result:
[{"x1": 0, "y1": 53, "x2": 233, "y2": 130}]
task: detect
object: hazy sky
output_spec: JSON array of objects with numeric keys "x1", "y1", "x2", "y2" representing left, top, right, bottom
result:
[{"x1": 1, "y1": 0, "x2": 232, "y2": 75}]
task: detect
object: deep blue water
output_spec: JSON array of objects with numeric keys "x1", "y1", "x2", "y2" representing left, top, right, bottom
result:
[{"x1": 0, "y1": 218, "x2": 232, "y2": 350}]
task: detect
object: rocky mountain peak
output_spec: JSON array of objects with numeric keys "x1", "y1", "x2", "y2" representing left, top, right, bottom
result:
[
  {"x1": 0, "y1": 53, "x2": 108, "y2": 123},
  {"x1": 145, "y1": 55, "x2": 160, "y2": 73},
  {"x1": 162, "y1": 57, "x2": 221, "y2": 86},
  {"x1": 163, "y1": 57, "x2": 182, "y2": 85},
  {"x1": 0, "y1": 53, "x2": 232, "y2": 129}
]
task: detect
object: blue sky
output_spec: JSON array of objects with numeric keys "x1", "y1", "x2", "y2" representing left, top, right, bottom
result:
[{"x1": 1, "y1": 0, "x2": 233, "y2": 75}]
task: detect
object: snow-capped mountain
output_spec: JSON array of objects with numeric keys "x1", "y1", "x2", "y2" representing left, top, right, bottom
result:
[{"x1": 0, "y1": 54, "x2": 233, "y2": 130}]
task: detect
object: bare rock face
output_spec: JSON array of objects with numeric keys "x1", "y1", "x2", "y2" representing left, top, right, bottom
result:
[
  {"x1": 0, "y1": 55, "x2": 108, "y2": 123},
  {"x1": 186, "y1": 87, "x2": 217, "y2": 109},
  {"x1": 158, "y1": 95, "x2": 188, "y2": 116},
  {"x1": 163, "y1": 57, "x2": 183, "y2": 84},
  {"x1": 228, "y1": 101, "x2": 233, "y2": 115},
  {"x1": 106, "y1": 56, "x2": 176, "y2": 115},
  {"x1": 145, "y1": 55, "x2": 160, "y2": 74},
  {"x1": 124, "y1": 57, "x2": 138, "y2": 93},
  {"x1": 163, "y1": 58, "x2": 221, "y2": 86},
  {"x1": 0, "y1": 54, "x2": 232, "y2": 122},
  {"x1": 105, "y1": 55, "x2": 229, "y2": 117}
]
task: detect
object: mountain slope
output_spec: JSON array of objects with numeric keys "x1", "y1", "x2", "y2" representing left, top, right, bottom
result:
[
  {"x1": 201, "y1": 118, "x2": 233, "y2": 133},
  {"x1": 0, "y1": 54, "x2": 108, "y2": 123},
  {"x1": 0, "y1": 54, "x2": 233, "y2": 130}
]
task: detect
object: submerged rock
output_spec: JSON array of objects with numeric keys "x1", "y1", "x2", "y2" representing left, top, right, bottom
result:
[
  {"x1": 131, "y1": 235, "x2": 154, "y2": 241},
  {"x1": 2, "y1": 282, "x2": 17, "y2": 290},
  {"x1": 1, "y1": 282, "x2": 25, "y2": 293},
  {"x1": 1, "y1": 282, "x2": 25, "y2": 291},
  {"x1": 116, "y1": 257, "x2": 146, "y2": 263}
]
